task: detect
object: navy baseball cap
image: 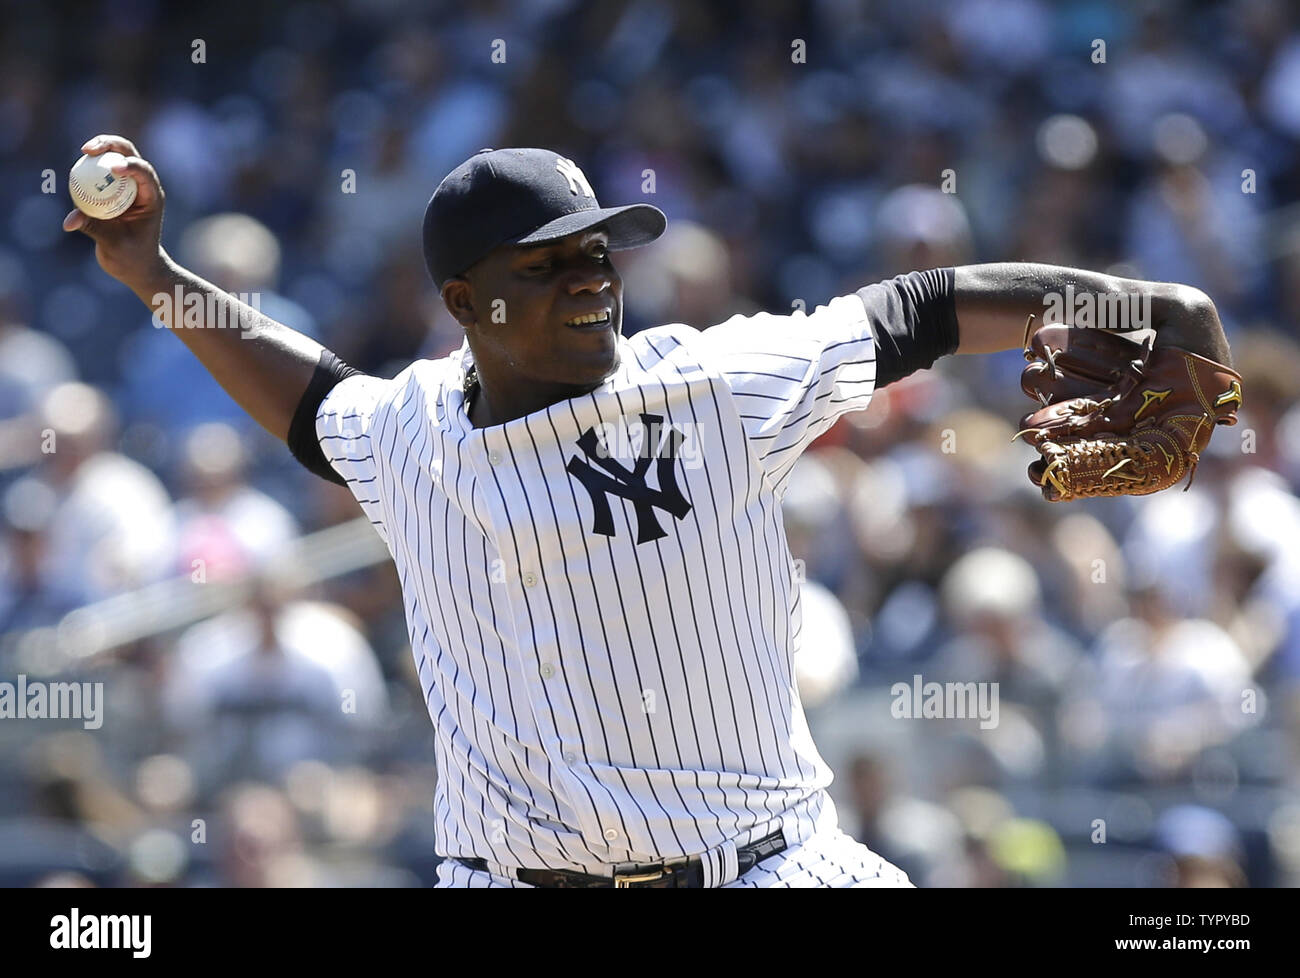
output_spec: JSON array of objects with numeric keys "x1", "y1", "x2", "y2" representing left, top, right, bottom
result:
[{"x1": 422, "y1": 148, "x2": 667, "y2": 288}]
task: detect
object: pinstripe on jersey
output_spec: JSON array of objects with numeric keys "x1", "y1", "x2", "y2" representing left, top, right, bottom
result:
[{"x1": 317, "y1": 290, "x2": 879, "y2": 873}]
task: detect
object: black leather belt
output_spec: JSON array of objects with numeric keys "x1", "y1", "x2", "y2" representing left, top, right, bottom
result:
[{"x1": 454, "y1": 829, "x2": 787, "y2": 888}]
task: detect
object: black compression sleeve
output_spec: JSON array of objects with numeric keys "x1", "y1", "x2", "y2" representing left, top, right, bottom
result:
[
  {"x1": 856, "y1": 267, "x2": 960, "y2": 388},
  {"x1": 287, "y1": 349, "x2": 363, "y2": 486}
]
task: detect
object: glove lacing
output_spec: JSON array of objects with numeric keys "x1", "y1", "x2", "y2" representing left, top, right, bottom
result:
[{"x1": 1039, "y1": 437, "x2": 1163, "y2": 499}]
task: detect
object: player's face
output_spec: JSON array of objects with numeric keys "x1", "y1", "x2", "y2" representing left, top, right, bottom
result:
[{"x1": 462, "y1": 228, "x2": 623, "y2": 392}]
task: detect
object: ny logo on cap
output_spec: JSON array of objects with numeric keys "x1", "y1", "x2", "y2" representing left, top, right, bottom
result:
[{"x1": 556, "y1": 157, "x2": 595, "y2": 198}]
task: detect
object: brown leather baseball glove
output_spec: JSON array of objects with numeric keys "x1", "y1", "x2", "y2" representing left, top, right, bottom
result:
[{"x1": 1013, "y1": 316, "x2": 1244, "y2": 501}]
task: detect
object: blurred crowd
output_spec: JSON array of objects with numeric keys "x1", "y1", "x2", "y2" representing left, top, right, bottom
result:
[{"x1": 1, "y1": 0, "x2": 1299, "y2": 887}]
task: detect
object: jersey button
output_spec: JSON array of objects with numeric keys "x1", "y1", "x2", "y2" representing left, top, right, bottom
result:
[
  {"x1": 522, "y1": 571, "x2": 538, "y2": 587},
  {"x1": 563, "y1": 751, "x2": 576, "y2": 764},
  {"x1": 488, "y1": 450, "x2": 502, "y2": 465},
  {"x1": 540, "y1": 662, "x2": 555, "y2": 678},
  {"x1": 603, "y1": 828, "x2": 619, "y2": 842}
]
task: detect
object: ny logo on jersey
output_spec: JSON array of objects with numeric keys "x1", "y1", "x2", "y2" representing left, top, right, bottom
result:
[
  {"x1": 566, "y1": 414, "x2": 692, "y2": 544},
  {"x1": 556, "y1": 157, "x2": 595, "y2": 198}
]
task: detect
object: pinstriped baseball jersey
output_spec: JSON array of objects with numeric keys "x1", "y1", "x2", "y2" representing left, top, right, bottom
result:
[{"x1": 316, "y1": 290, "x2": 879, "y2": 873}]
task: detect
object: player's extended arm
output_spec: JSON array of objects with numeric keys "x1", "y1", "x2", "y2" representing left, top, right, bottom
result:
[
  {"x1": 61, "y1": 135, "x2": 324, "y2": 443},
  {"x1": 952, "y1": 262, "x2": 1231, "y2": 367}
]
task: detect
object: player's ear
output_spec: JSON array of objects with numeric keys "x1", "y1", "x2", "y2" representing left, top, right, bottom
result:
[{"x1": 441, "y1": 276, "x2": 476, "y2": 331}]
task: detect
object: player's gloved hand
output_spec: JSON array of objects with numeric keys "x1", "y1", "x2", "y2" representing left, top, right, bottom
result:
[
  {"x1": 61, "y1": 135, "x2": 169, "y2": 290},
  {"x1": 1012, "y1": 317, "x2": 1244, "y2": 501}
]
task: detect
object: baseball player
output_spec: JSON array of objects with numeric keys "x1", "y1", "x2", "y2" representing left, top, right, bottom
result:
[{"x1": 65, "y1": 136, "x2": 1236, "y2": 887}]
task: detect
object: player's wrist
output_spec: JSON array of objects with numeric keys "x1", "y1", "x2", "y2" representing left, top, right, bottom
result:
[{"x1": 124, "y1": 250, "x2": 179, "y2": 304}]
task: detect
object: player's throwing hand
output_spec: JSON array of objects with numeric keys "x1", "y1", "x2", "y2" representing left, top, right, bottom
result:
[{"x1": 62, "y1": 135, "x2": 168, "y2": 290}]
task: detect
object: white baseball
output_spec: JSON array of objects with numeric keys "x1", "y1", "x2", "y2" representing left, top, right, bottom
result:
[{"x1": 68, "y1": 152, "x2": 138, "y2": 220}]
